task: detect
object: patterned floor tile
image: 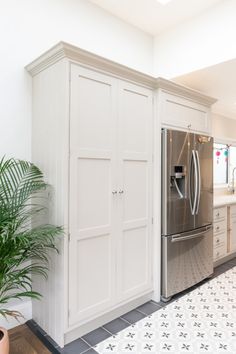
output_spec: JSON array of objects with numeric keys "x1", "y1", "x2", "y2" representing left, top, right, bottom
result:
[{"x1": 95, "y1": 266, "x2": 236, "y2": 353}]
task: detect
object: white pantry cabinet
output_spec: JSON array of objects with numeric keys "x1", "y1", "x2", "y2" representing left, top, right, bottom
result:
[
  {"x1": 68, "y1": 65, "x2": 153, "y2": 326},
  {"x1": 26, "y1": 42, "x2": 216, "y2": 347},
  {"x1": 27, "y1": 43, "x2": 155, "y2": 346}
]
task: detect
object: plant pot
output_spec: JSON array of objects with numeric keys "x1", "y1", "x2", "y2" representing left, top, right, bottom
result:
[{"x1": 0, "y1": 327, "x2": 9, "y2": 354}]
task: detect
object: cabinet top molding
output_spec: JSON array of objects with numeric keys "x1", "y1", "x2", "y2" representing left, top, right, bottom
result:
[{"x1": 26, "y1": 41, "x2": 217, "y2": 107}]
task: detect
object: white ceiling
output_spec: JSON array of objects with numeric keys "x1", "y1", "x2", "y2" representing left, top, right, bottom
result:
[
  {"x1": 88, "y1": 0, "x2": 223, "y2": 35},
  {"x1": 174, "y1": 59, "x2": 236, "y2": 119}
]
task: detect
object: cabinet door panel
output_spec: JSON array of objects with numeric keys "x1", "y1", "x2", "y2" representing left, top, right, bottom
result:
[
  {"x1": 161, "y1": 92, "x2": 210, "y2": 133},
  {"x1": 230, "y1": 215, "x2": 236, "y2": 253},
  {"x1": 69, "y1": 234, "x2": 112, "y2": 324},
  {"x1": 122, "y1": 227, "x2": 149, "y2": 292},
  {"x1": 69, "y1": 65, "x2": 117, "y2": 326},
  {"x1": 76, "y1": 158, "x2": 111, "y2": 230},
  {"x1": 121, "y1": 87, "x2": 150, "y2": 154},
  {"x1": 123, "y1": 160, "x2": 148, "y2": 221},
  {"x1": 70, "y1": 67, "x2": 114, "y2": 151},
  {"x1": 117, "y1": 81, "x2": 153, "y2": 301}
]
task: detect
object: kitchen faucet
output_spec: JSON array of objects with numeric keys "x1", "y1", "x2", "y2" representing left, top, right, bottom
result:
[{"x1": 229, "y1": 167, "x2": 236, "y2": 194}]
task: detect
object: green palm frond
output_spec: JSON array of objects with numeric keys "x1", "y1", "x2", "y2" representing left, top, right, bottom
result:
[{"x1": 0, "y1": 157, "x2": 62, "y2": 319}]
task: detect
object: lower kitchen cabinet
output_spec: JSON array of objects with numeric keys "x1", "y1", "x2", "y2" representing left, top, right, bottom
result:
[
  {"x1": 213, "y1": 206, "x2": 227, "y2": 262},
  {"x1": 214, "y1": 205, "x2": 236, "y2": 263},
  {"x1": 229, "y1": 205, "x2": 236, "y2": 252}
]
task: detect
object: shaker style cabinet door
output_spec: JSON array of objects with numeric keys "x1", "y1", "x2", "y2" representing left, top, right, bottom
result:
[
  {"x1": 230, "y1": 206, "x2": 236, "y2": 253},
  {"x1": 116, "y1": 81, "x2": 153, "y2": 301},
  {"x1": 160, "y1": 92, "x2": 210, "y2": 134},
  {"x1": 68, "y1": 65, "x2": 117, "y2": 326}
]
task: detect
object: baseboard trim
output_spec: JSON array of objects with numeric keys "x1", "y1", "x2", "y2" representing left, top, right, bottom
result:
[
  {"x1": 1, "y1": 301, "x2": 32, "y2": 330},
  {"x1": 26, "y1": 320, "x2": 62, "y2": 354},
  {"x1": 214, "y1": 252, "x2": 236, "y2": 268}
]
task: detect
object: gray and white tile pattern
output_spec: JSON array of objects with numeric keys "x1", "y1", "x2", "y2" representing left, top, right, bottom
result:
[{"x1": 95, "y1": 266, "x2": 236, "y2": 353}]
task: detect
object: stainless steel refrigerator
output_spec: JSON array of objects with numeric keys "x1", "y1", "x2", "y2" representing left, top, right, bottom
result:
[{"x1": 161, "y1": 128, "x2": 213, "y2": 301}]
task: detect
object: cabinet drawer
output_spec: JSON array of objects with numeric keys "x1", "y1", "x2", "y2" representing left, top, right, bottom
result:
[
  {"x1": 214, "y1": 207, "x2": 227, "y2": 222},
  {"x1": 214, "y1": 243, "x2": 227, "y2": 261},
  {"x1": 213, "y1": 231, "x2": 227, "y2": 248},
  {"x1": 213, "y1": 220, "x2": 227, "y2": 235}
]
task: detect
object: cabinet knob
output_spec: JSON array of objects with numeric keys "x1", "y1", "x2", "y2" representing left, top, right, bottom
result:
[
  {"x1": 216, "y1": 226, "x2": 220, "y2": 230},
  {"x1": 112, "y1": 190, "x2": 117, "y2": 195},
  {"x1": 216, "y1": 212, "x2": 220, "y2": 217},
  {"x1": 216, "y1": 238, "x2": 219, "y2": 243},
  {"x1": 119, "y1": 190, "x2": 124, "y2": 194}
]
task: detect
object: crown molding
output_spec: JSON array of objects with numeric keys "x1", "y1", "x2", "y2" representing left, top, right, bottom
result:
[
  {"x1": 26, "y1": 41, "x2": 156, "y2": 88},
  {"x1": 26, "y1": 41, "x2": 217, "y2": 107},
  {"x1": 155, "y1": 77, "x2": 217, "y2": 106}
]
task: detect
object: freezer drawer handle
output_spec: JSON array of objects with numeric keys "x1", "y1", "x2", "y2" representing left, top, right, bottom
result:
[{"x1": 171, "y1": 226, "x2": 212, "y2": 243}]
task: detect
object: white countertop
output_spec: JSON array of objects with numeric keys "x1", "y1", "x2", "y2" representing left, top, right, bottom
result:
[{"x1": 214, "y1": 194, "x2": 236, "y2": 207}]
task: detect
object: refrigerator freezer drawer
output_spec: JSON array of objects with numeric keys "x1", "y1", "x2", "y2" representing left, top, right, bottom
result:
[{"x1": 161, "y1": 228, "x2": 213, "y2": 300}]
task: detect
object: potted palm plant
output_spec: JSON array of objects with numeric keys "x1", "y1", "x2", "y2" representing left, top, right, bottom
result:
[{"x1": 0, "y1": 157, "x2": 62, "y2": 354}]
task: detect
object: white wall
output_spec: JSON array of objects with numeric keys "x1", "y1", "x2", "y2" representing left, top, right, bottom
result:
[
  {"x1": 154, "y1": 0, "x2": 236, "y2": 78},
  {"x1": 0, "y1": 0, "x2": 153, "y2": 329},
  {"x1": 212, "y1": 113, "x2": 236, "y2": 141},
  {"x1": 0, "y1": 301, "x2": 32, "y2": 330},
  {"x1": 0, "y1": 0, "x2": 153, "y2": 161}
]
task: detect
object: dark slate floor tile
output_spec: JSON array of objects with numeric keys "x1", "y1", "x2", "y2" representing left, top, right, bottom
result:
[
  {"x1": 219, "y1": 262, "x2": 232, "y2": 269},
  {"x1": 103, "y1": 318, "x2": 130, "y2": 334},
  {"x1": 62, "y1": 338, "x2": 90, "y2": 354},
  {"x1": 215, "y1": 266, "x2": 229, "y2": 275},
  {"x1": 83, "y1": 349, "x2": 99, "y2": 354},
  {"x1": 82, "y1": 327, "x2": 111, "y2": 347},
  {"x1": 121, "y1": 309, "x2": 146, "y2": 324},
  {"x1": 227, "y1": 258, "x2": 236, "y2": 266},
  {"x1": 154, "y1": 301, "x2": 167, "y2": 308},
  {"x1": 136, "y1": 301, "x2": 161, "y2": 315}
]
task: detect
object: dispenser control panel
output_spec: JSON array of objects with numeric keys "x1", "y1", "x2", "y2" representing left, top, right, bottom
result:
[{"x1": 171, "y1": 165, "x2": 185, "y2": 179}]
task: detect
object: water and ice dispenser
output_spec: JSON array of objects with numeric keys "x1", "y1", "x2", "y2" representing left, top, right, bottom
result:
[{"x1": 170, "y1": 165, "x2": 186, "y2": 198}]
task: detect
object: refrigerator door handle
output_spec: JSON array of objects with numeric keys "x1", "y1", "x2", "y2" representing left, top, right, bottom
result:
[
  {"x1": 195, "y1": 150, "x2": 201, "y2": 215},
  {"x1": 189, "y1": 150, "x2": 198, "y2": 215},
  {"x1": 171, "y1": 225, "x2": 212, "y2": 243}
]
